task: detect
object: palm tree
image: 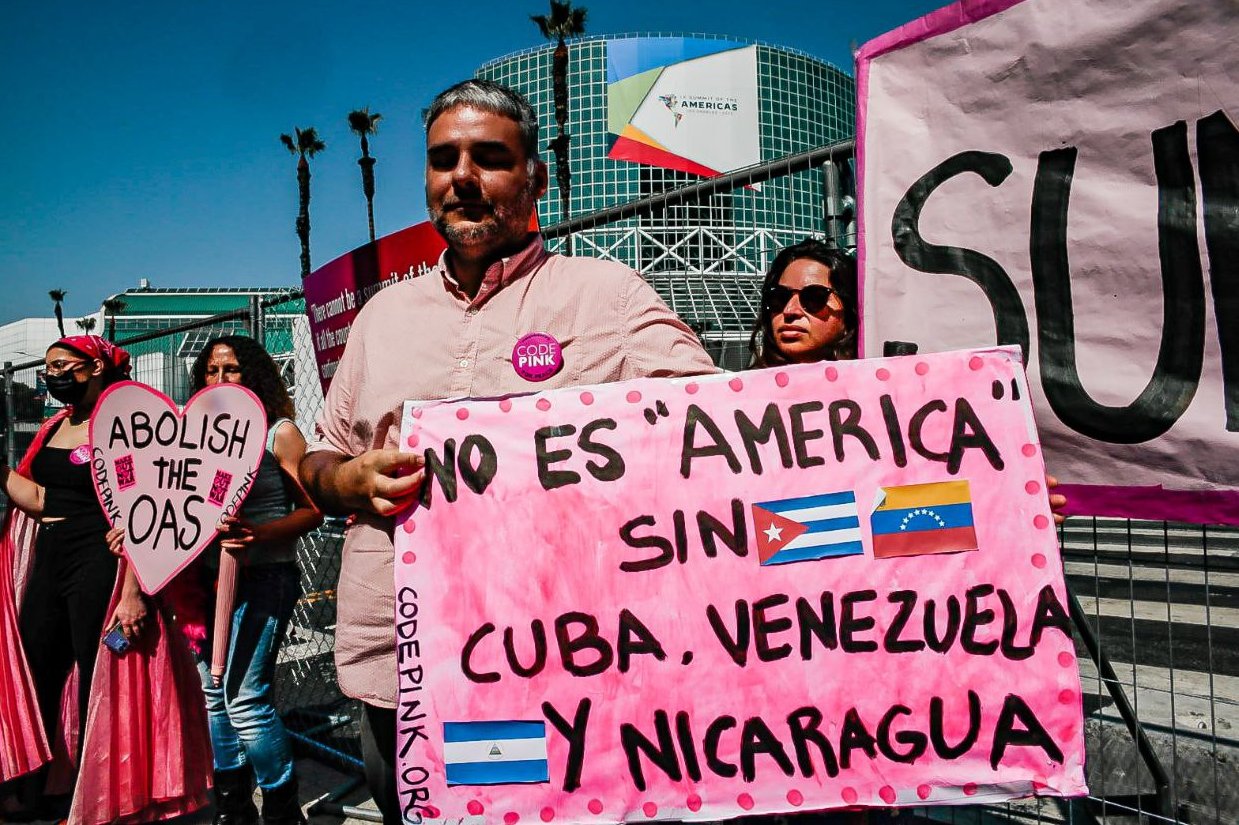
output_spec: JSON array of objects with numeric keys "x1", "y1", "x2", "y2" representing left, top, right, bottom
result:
[
  {"x1": 531, "y1": 0, "x2": 587, "y2": 229},
  {"x1": 102, "y1": 297, "x2": 127, "y2": 341},
  {"x1": 348, "y1": 108, "x2": 382, "y2": 244},
  {"x1": 75, "y1": 317, "x2": 97, "y2": 333},
  {"x1": 49, "y1": 289, "x2": 68, "y2": 337},
  {"x1": 280, "y1": 127, "x2": 327, "y2": 279}
]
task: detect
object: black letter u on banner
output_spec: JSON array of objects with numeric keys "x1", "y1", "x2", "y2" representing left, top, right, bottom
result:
[{"x1": 1030, "y1": 121, "x2": 1205, "y2": 443}]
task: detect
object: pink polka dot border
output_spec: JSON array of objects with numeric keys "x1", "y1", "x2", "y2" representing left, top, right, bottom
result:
[
  {"x1": 876, "y1": 367, "x2": 891, "y2": 381},
  {"x1": 685, "y1": 794, "x2": 702, "y2": 813},
  {"x1": 736, "y1": 793, "x2": 754, "y2": 811},
  {"x1": 401, "y1": 518, "x2": 416, "y2": 534},
  {"x1": 626, "y1": 390, "x2": 642, "y2": 404},
  {"x1": 536, "y1": 398, "x2": 552, "y2": 411},
  {"x1": 455, "y1": 408, "x2": 469, "y2": 421},
  {"x1": 917, "y1": 784, "x2": 932, "y2": 800},
  {"x1": 879, "y1": 786, "x2": 897, "y2": 804},
  {"x1": 467, "y1": 801, "x2": 484, "y2": 816},
  {"x1": 587, "y1": 799, "x2": 603, "y2": 815},
  {"x1": 579, "y1": 391, "x2": 594, "y2": 405},
  {"x1": 1025, "y1": 480, "x2": 1041, "y2": 495},
  {"x1": 786, "y1": 790, "x2": 803, "y2": 807},
  {"x1": 1031, "y1": 553, "x2": 1047, "y2": 568},
  {"x1": 405, "y1": 433, "x2": 418, "y2": 449},
  {"x1": 540, "y1": 807, "x2": 555, "y2": 822},
  {"x1": 774, "y1": 371, "x2": 789, "y2": 388},
  {"x1": 504, "y1": 812, "x2": 520, "y2": 825},
  {"x1": 642, "y1": 801, "x2": 658, "y2": 818},
  {"x1": 915, "y1": 362, "x2": 929, "y2": 376},
  {"x1": 728, "y1": 377, "x2": 744, "y2": 392},
  {"x1": 841, "y1": 787, "x2": 859, "y2": 805},
  {"x1": 400, "y1": 551, "x2": 415, "y2": 564},
  {"x1": 499, "y1": 399, "x2": 513, "y2": 413}
]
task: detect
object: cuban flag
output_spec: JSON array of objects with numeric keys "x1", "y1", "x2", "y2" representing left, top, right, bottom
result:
[
  {"x1": 443, "y1": 721, "x2": 550, "y2": 786},
  {"x1": 870, "y1": 480, "x2": 978, "y2": 559},
  {"x1": 751, "y1": 491, "x2": 863, "y2": 566}
]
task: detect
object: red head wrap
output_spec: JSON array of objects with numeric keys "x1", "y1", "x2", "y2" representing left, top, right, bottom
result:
[{"x1": 49, "y1": 334, "x2": 132, "y2": 378}]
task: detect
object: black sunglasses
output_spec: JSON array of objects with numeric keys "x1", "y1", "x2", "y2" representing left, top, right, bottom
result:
[{"x1": 764, "y1": 284, "x2": 836, "y2": 315}]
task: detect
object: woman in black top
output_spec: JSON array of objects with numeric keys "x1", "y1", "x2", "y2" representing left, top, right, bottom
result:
[{"x1": 0, "y1": 334, "x2": 145, "y2": 817}]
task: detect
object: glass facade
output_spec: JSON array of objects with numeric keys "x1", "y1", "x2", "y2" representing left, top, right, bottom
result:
[{"x1": 478, "y1": 34, "x2": 855, "y2": 231}]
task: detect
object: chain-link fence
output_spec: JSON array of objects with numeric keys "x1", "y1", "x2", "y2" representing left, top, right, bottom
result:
[{"x1": 3, "y1": 140, "x2": 1236, "y2": 823}]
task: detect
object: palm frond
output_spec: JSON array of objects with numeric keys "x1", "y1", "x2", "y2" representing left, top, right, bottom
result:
[
  {"x1": 280, "y1": 133, "x2": 296, "y2": 154},
  {"x1": 48, "y1": 288, "x2": 67, "y2": 302},
  {"x1": 348, "y1": 108, "x2": 382, "y2": 136}
]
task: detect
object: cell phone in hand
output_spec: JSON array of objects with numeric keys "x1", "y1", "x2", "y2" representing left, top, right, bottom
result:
[{"x1": 102, "y1": 623, "x2": 131, "y2": 656}]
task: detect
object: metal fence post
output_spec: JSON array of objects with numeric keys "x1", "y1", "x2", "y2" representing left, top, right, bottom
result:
[
  {"x1": 249, "y1": 294, "x2": 266, "y2": 346},
  {"x1": 3, "y1": 362, "x2": 15, "y2": 468}
]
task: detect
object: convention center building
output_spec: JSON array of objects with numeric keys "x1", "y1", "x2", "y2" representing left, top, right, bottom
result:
[{"x1": 477, "y1": 34, "x2": 855, "y2": 367}]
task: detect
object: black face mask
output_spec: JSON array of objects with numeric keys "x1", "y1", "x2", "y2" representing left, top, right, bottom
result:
[{"x1": 45, "y1": 372, "x2": 90, "y2": 406}]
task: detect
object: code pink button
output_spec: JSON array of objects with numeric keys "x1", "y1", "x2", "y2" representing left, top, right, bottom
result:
[{"x1": 512, "y1": 332, "x2": 563, "y2": 382}]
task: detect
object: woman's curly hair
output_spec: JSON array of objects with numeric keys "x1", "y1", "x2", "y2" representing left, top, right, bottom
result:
[
  {"x1": 747, "y1": 239, "x2": 858, "y2": 369},
  {"x1": 191, "y1": 334, "x2": 294, "y2": 421}
]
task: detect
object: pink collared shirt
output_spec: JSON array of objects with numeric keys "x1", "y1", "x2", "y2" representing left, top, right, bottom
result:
[{"x1": 309, "y1": 234, "x2": 719, "y2": 706}]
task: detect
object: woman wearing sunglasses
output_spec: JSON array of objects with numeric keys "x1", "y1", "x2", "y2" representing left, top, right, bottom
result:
[{"x1": 749, "y1": 239, "x2": 858, "y2": 367}]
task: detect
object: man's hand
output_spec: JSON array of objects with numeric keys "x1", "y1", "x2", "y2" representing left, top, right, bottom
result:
[{"x1": 301, "y1": 448, "x2": 425, "y2": 517}]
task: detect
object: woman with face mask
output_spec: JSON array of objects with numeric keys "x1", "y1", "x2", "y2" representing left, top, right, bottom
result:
[{"x1": 0, "y1": 335, "x2": 212, "y2": 823}]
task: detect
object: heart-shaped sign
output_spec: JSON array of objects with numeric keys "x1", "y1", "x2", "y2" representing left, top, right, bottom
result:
[{"x1": 89, "y1": 381, "x2": 268, "y2": 594}]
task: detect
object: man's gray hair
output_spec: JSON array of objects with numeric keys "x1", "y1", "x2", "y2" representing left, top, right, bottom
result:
[{"x1": 425, "y1": 79, "x2": 541, "y2": 166}]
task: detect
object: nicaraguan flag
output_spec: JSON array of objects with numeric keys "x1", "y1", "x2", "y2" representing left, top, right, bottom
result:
[
  {"x1": 443, "y1": 721, "x2": 550, "y2": 786},
  {"x1": 752, "y1": 491, "x2": 862, "y2": 566},
  {"x1": 870, "y1": 480, "x2": 978, "y2": 559}
]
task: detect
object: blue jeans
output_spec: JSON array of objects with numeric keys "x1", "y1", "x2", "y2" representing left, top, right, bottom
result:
[{"x1": 195, "y1": 562, "x2": 300, "y2": 789}]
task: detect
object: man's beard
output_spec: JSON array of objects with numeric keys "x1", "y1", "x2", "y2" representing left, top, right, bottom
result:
[{"x1": 430, "y1": 183, "x2": 538, "y2": 249}]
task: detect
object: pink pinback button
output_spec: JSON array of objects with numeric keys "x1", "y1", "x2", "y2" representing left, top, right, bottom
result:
[
  {"x1": 70, "y1": 445, "x2": 92, "y2": 465},
  {"x1": 512, "y1": 332, "x2": 563, "y2": 382}
]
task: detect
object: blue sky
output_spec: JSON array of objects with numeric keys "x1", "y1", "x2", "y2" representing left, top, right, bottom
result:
[{"x1": 0, "y1": 0, "x2": 944, "y2": 324}]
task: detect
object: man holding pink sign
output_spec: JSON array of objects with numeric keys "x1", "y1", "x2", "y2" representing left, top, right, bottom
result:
[{"x1": 300, "y1": 79, "x2": 717, "y2": 822}]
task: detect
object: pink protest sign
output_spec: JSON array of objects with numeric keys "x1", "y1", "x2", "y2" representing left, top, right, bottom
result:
[
  {"x1": 393, "y1": 348, "x2": 1086, "y2": 823},
  {"x1": 856, "y1": 0, "x2": 1239, "y2": 523},
  {"x1": 89, "y1": 381, "x2": 268, "y2": 594}
]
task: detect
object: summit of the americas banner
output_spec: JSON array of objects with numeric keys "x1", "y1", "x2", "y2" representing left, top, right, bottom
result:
[{"x1": 606, "y1": 37, "x2": 760, "y2": 179}]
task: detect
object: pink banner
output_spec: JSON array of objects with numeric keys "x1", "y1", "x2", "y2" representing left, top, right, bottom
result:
[
  {"x1": 393, "y1": 348, "x2": 1086, "y2": 823},
  {"x1": 857, "y1": 0, "x2": 1239, "y2": 523},
  {"x1": 302, "y1": 221, "x2": 446, "y2": 393}
]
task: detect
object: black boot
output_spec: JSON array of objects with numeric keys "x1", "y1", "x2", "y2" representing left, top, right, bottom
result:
[
  {"x1": 213, "y1": 765, "x2": 260, "y2": 825},
  {"x1": 260, "y1": 775, "x2": 306, "y2": 825}
]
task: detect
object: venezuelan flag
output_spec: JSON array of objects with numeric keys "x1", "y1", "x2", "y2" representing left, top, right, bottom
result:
[{"x1": 870, "y1": 480, "x2": 978, "y2": 559}]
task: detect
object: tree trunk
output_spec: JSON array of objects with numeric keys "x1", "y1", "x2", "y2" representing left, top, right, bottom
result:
[
  {"x1": 297, "y1": 156, "x2": 312, "y2": 279},
  {"x1": 54, "y1": 305, "x2": 64, "y2": 337},
  {"x1": 359, "y1": 156, "x2": 377, "y2": 243}
]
